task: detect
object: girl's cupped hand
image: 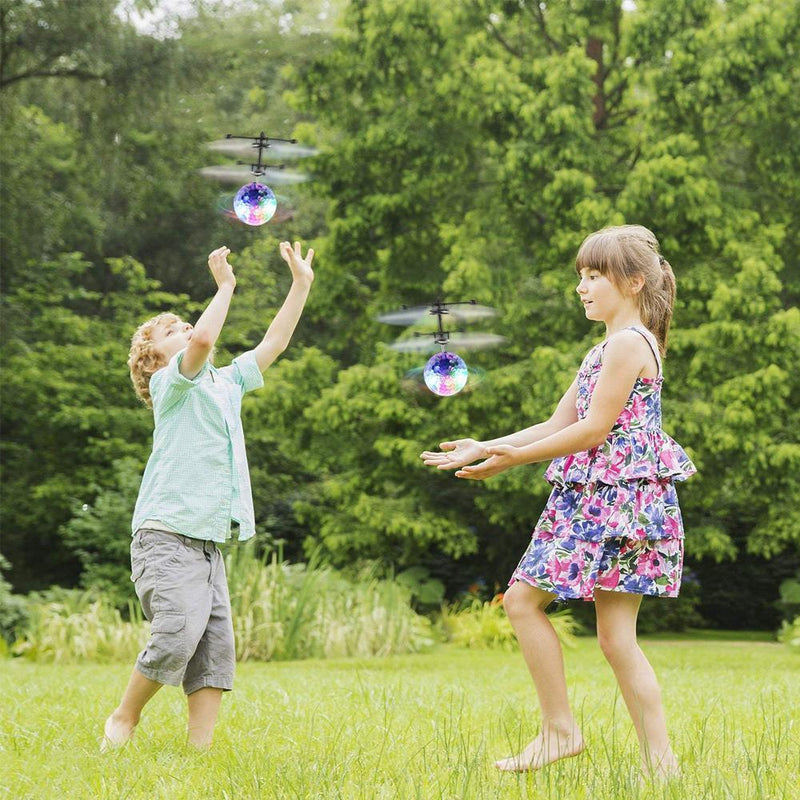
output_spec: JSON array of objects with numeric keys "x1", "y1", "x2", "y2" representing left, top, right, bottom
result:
[{"x1": 454, "y1": 444, "x2": 521, "y2": 480}]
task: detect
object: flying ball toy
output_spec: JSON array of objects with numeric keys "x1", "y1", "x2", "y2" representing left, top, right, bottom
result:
[
  {"x1": 233, "y1": 182, "x2": 276, "y2": 226},
  {"x1": 199, "y1": 132, "x2": 316, "y2": 227},
  {"x1": 377, "y1": 299, "x2": 505, "y2": 398},
  {"x1": 424, "y1": 351, "x2": 469, "y2": 396}
]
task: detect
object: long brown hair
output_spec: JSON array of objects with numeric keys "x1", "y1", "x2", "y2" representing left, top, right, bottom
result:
[{"x1": 575, "y1": 224, "x2": 676, "y2": 355}]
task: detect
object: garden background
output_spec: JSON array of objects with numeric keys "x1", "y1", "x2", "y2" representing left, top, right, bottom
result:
[
  {"x1": 2, "y1": 0, "x2": 798, "y2": 632},
  {"x1": 0, "y1": 1, "x2": 799, "y2": 796}
]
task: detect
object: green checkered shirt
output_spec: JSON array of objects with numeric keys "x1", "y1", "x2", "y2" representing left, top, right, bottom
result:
[{"x1": 131, "y1": 348, "x2": 264, "y2": 542}]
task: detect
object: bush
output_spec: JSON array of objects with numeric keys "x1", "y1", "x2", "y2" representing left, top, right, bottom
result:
[
  {"x1": 777, "y1": 617, "x2": 800, "y2": 653},
  {"x1": 636, "y1": 570, "x2": 706, "y2": 634},
  {"x1": 776, "y1": 572, "x2": 800, "y2": 622},
  {"x1": 0, "y1": 554, "x2": 29, "y2": 648},
  {"x1": 60, "y1": 458, "x2": 143, "y2": 610},
  {"x1": 227, "y1": 544, "x2": 436, "y2": 661},
  {"x1": 12, "y1": 548, "x2": 437, "y2": 663},
  {"x1": 12, "y1": 588, "x2": 147, "y2": 663},
  {"x1": 440, "y1": 595, "x2": 580, "y2": 651}
]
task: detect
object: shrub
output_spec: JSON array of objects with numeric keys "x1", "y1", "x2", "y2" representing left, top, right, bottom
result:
[
  {"x1": 777, "y1": 572, "x2": 800, "y2": 622},
  {"x1": 440, "y1": 595, "x2": 580, "y2": 651},
  {"x1": 12, "y1": 548, "x2": 436, "y2": 663},
  {"x1": 0, "y1": 554, "x2": 30, "y2": 648},
  {"x1": 227, "y1": 544, "x2": 436, "y2": 661},
  {"x1": 777, "y1": 616, "x2": 800, "y2": 653},
  {"x1": 12, "y1": 588, "x2": 147, "y2": 663}
]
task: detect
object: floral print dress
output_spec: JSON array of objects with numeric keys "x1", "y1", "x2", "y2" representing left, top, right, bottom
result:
[{"x1": 510, "y1": 326, "x2": 696, "y2": 601}]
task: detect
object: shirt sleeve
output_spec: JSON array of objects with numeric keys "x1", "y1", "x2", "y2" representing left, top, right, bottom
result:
[
  {"x1": 150, "y1": 348, "x2": 208, "y2": 413},
  {"x1": 225, "y1": 350, "x2": 264, "y2": 395}
]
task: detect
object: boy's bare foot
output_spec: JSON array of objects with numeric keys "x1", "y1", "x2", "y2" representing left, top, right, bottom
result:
[
  {"x1": 100, "y1": 710, "x2": 137, "y2": 751},
  {"x1": 495, "y1": 725, "x2": 585, "y2": 772}
]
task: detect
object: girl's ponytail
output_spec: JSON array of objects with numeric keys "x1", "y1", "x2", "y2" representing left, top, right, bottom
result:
[{"x1": 642, "y1": 255, "x2": 676, "y2": 355}]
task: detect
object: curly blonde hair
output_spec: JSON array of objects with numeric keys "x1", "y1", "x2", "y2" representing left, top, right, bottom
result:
[{"x1": 128, "y1": 313, "x2": 181, "y2": 408}]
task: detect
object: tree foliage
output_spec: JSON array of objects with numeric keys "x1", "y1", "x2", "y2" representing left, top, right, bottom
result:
[{"x1": 1, "y1": 0, "x2": 798, "y2": 628}]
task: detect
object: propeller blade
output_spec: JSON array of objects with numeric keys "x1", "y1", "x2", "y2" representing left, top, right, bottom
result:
[
  {"x1": 447, "y1": 304, "x2": 498, "y2": 323},
  {"x1": 376, "y1": 306, "x2": 433, "y2": 325},
  {"x1": 386, "y1": 338, "x2": 439, "y2": 353},
  {"x1": 445, "y1": 333, "x2": 506, "y2": 350},
  {"x1": 198, "y1": 166, "x2": 311, "y2": 185},
  {"x1": 206, "y1": 140, "x2": 319, "y2": 159},
  {"x1": 376, "y1": 303, "x2": 498, "y2": 326},
  {"x1": 252, "y1": 169, "x2": 311, "y2": 185},
  {"x1": 387, "y1": 332, "x2": 505, "y2": 353}
]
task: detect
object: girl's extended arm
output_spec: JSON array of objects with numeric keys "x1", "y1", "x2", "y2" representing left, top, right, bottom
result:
[
  {"x1": 482, "y1": 376, "x2": 580, "y2": 448},
  {"x1": 456, "y1": 331, "x2": 649, "y2": 480},
  {"x1": 420, "y1": 377, "x2": 579, "y2": 470},
  {"x1": 181, "y1": 247, "x2": 236, "y2": 379},
  {"x1": 253, "y1": 241, "x2": 314, "y2": 372}
]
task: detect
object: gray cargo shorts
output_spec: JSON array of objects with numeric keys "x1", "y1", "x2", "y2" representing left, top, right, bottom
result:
[{"x1": 131, "y1": 528, "x2": 235, "y2": 694}]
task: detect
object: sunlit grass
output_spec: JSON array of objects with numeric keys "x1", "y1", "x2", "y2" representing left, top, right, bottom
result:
[{"x1": 1, "y1": 639, "x2": 797, "y2": 799}]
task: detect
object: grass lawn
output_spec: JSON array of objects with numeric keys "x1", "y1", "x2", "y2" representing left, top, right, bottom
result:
[{"x1": 1, "y1": 636, "x2": 797, "y2": 799}]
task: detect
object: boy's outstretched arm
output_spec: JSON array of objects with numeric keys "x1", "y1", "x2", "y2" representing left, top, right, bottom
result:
[
  {"x1": 181, "y1": 247, "x2": 236, "y2": 379},
  {"x1": 253, "y1": 241, "x2": 314, "y2": 372}
]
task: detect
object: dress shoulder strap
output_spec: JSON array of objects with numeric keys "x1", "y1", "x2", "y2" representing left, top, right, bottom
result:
[{"x1": 626, "y1": 326, "x2": 662, "y2": 377}]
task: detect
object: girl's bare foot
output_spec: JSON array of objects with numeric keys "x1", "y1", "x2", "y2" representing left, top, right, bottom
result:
[
  {"x1": 495, "y1": 724, "x2": 585, "y2": 772},
  {"x1": 100, "y1": 709, "x2": 137, "y2": 751},
  {"x1": 640, "y1": 753, "x2": 681, "y2": 783}
]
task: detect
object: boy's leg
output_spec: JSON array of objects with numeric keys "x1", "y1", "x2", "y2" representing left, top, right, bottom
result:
[
  {"x1": 594, "y1": 589, "x2": 679, "y2": 779},
  {"x1": 496, "y1": 580, "x2": 585, "y2": 771},
  {"x1": 187, "y1": 688, "x2": 223, "y2": 749},
  {"x1": 182, "y1": 542, "x2": 235, "y2": 748},
  {"x1": 103, "y1": 531, "x2": 215, "y2": 749},
  {"x1": 102, "y1": 668, "x2": 162, "y2": 748}
]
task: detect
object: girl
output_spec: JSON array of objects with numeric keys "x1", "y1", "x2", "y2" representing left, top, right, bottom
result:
[
  {"x1": 103, "y1": 241, "x2": 314, "y2": 750},
  {"x1": 421, "y1": 225, "x2": 694, "y2": 780}
]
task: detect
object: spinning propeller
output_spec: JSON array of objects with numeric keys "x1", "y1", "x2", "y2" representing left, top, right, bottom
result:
[
  {"x1": 199, "y1": 132, "x2": 316, "y2": 226},
  {"x1": 377, "y1": 299, "x2": 505, "y2": 396}
]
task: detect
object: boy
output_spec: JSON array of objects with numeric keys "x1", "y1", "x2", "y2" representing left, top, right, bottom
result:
[{"x1": 103, "y1": 241, "x2": 314, "y2": 749}]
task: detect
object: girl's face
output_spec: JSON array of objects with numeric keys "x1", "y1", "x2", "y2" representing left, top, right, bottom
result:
[
  {"x1": 575, "y1": 268, "x2": 631, "y2": 322},
  {"x1": 153, "y1": 317, "x2": 194, "y2": 361}
]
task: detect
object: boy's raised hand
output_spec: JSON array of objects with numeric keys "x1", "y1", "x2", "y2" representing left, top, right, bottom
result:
[
  {"x1": 280, "y1": 241, "x2": 314, "y2": 284},
  {"x1": 208, "y1": 246, "x2": 236, "y2": 289}
]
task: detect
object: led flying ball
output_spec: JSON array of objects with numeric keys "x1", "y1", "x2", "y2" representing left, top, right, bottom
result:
[
  {"x1": 423, "y1": 351, "x2": 468, "y2": 396},
  {"x1": 233, "y1": 182, "x2": 277, "y2": 226}
]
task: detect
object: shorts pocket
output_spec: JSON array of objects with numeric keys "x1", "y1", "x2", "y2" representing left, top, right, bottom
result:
[
  {"x1": 150, "y1": 612, "x2": 186, "y2": 634},
  {"x1": 131, "y1": 556, "x2": 146, "y2": 583}
]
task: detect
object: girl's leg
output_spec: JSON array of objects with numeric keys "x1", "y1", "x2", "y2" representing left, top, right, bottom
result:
[
  {"x1": 593, "y1": 589, "x2": 679, "y2": 778},
  {"x1": 186, "y1": 688, "x2": 223, "y2": 749},
  {"x1": 102, "y1": 667, "x2": 162, "y2": 748},
  {"x1": 496, "y1": 580, "x2": 585, "y2": 771}
]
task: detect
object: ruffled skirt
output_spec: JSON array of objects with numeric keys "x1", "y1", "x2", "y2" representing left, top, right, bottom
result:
[{"x1": 509, "y1": 480, "x2": 686, "y2": 601}]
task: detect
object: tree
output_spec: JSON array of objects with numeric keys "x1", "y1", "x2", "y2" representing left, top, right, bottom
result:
[
  {"x1": 0, "y1": 252, "x2": 196, "y2": 589},
  {"x1": 285, "y1": 0, "x2": 799, "y2": 591}
]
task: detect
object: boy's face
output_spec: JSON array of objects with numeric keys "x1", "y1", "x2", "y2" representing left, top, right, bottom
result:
[{"x1": 152, "y1": 317, "x2": 194, "y2": 361}]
